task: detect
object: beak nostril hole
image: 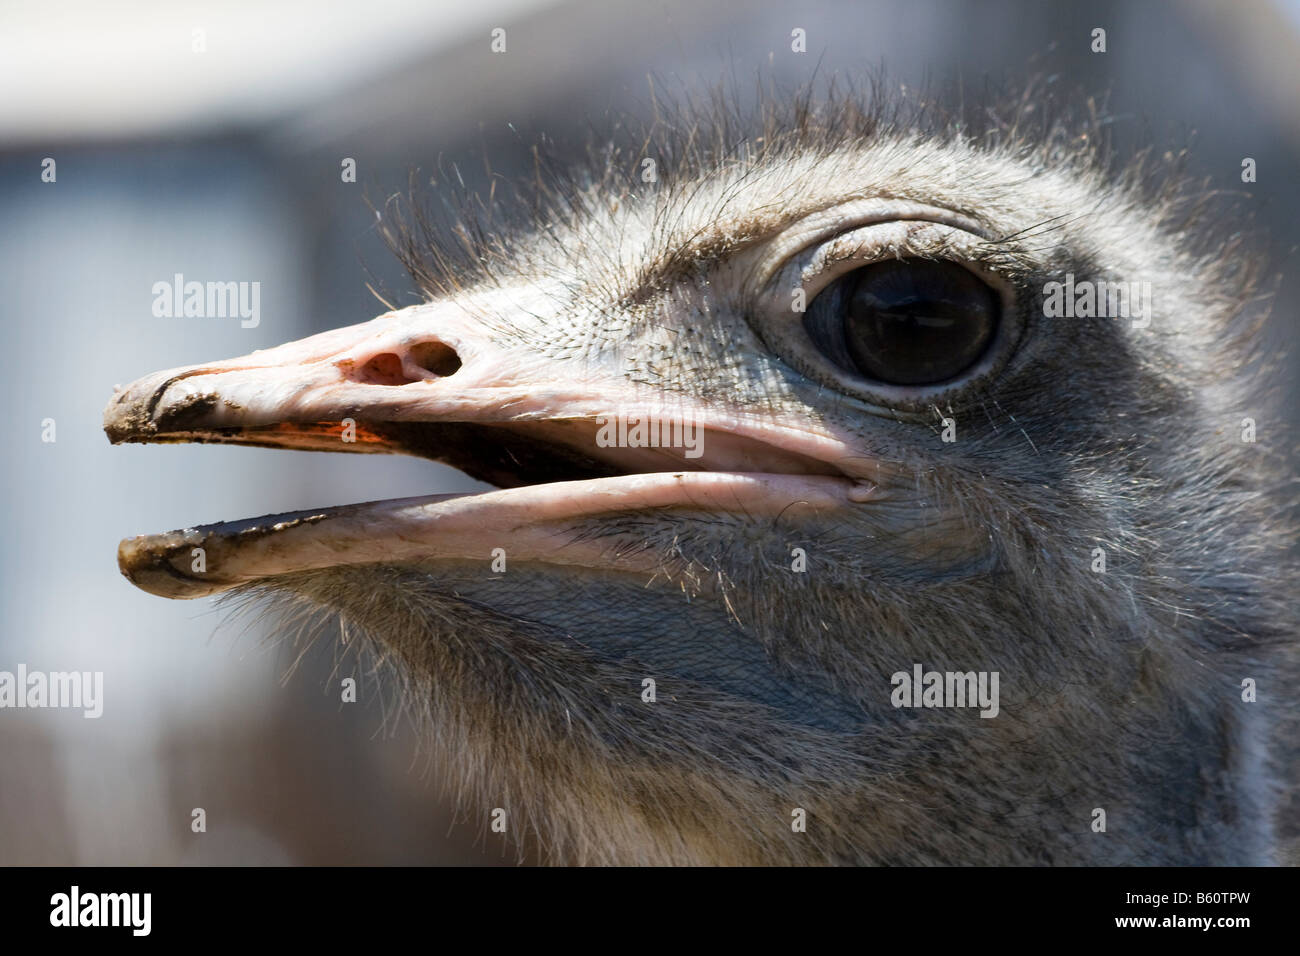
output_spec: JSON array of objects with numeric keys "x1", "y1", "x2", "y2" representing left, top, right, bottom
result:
[
  {"x1": 357, "y1": 352, "x2": 408, "y2": 386},
  {"x1": 353, "y1": 342, "x2": 461, "y2": 385},
  {"x1": 408, "y1": 340, "x2": 462, "y2": 378}
]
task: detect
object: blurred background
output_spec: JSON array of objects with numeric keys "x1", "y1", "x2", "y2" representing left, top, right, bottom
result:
[{"x1": 1, "y1": 0, "x2": 1297, "y2": 864}]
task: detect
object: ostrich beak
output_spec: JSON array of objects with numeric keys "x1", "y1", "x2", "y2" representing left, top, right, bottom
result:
[{"x1": 104, "y1": 295, "x2": 873, "y2": 598}]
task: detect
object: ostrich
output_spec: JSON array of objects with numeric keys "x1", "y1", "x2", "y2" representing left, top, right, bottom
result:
[{"x1": 102, "y1": 84, "x2": 1294, "y2": 865}]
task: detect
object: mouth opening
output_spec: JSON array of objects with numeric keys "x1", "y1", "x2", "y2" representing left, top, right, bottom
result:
[
  {"x1": 109, "y1": 414, "x2": 864, "y2": 599},
  {"x1": 120, "y1": 420, "x2": 627, "y2": 489},
  {"x1": 106, "y1": 378, "x2": 869, "y2": 598},
  {"x1": 109, "y1": 416, "x2": 848, "y2": 491}
]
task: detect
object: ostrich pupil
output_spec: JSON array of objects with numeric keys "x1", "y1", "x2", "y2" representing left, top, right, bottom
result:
[{"x1": 810, "y1": 257, "x2": 998, "y2": 386}]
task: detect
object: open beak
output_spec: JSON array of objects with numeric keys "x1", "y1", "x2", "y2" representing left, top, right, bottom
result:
[{"x1": 104, "y1": 293, "x2": 876, "y2": 598}]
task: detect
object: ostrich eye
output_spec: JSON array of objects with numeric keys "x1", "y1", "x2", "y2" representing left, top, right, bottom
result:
[{"x1": 803, "y1": 257, "x2": 999, "y2": 386}]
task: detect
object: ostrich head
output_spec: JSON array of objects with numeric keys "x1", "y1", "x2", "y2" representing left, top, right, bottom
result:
[{"x1": 103, "y1": 86, "x2": 1293, "y2": 865}]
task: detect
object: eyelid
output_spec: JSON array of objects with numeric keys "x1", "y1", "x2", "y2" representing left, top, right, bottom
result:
[
  {"x1": 738, "y1": 199, "x2": 992, "y2": 293},
  {"x1": 798, "y1": 220, "x2": 959, "y2": 294}
]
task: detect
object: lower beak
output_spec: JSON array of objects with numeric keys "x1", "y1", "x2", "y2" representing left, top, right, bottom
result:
[{"x1": 104, "y1": 298, "x2": 875, "y2": 598}]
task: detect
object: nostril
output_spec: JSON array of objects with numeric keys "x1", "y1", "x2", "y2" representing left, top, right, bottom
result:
[
  {"x1": 356, "y1": 352, "x2": 409, "y2": 385},
  {"x1": 408, "y1": 340, "x2": 461, "y2": 378},
  {"x1": 352, "y1": 342, "x2": 462, "y2": 386}
]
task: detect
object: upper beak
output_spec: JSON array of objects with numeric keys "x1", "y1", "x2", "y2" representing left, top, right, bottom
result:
[{"x1": 104, "y1": 295, "x2": 876, "y2": 599}]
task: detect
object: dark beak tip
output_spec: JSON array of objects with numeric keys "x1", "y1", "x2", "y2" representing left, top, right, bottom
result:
[
  {"x1": 102, "y1": 401, "x2": 155, "y2": 445},
  {"x1": 117, "y1": 535, "x2": 225, "y2": 600}
]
